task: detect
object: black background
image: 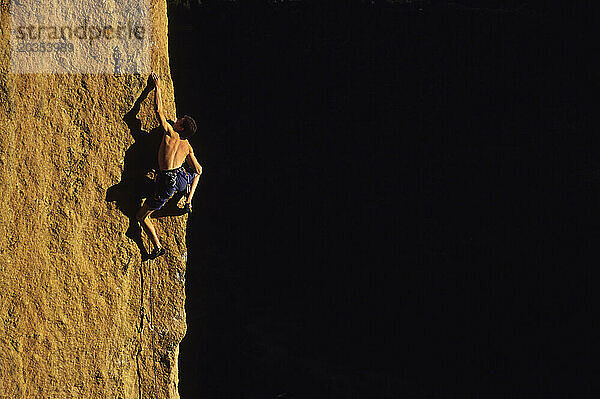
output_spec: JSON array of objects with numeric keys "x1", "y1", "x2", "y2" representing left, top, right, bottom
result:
[{"x1": 167, "y1": 2, "x2": 591, "y2": 398}]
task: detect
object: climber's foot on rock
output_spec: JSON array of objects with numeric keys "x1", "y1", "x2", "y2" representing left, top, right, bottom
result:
[{"x1": 147, "y1": 247, "x2": 165, "y2": 260}]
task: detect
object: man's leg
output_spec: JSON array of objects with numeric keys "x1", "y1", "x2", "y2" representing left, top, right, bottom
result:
[{"x1": 136, "y1": 203, "x2": 162, "y2": 252}]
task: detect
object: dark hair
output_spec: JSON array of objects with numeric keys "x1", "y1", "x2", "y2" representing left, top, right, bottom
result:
[{"x1": 179, "y1": 115, "x2": 197, "y2": 139}]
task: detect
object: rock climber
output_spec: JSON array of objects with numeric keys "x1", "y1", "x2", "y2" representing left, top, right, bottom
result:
[{"x1": 136, "y1": 72, "x2": 202, "y2": 260}]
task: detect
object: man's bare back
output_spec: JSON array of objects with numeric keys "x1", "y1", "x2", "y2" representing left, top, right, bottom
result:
[{"x1": 158, "y1": 126, "x2": 192, "y2": 170}]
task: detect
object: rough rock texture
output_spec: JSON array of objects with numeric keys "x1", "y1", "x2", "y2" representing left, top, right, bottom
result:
[{"x1": 0, "y1": 1, "x2": 188, "y2": 398}]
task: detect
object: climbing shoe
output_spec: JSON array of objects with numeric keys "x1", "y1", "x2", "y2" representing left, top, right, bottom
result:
[{"x1": 148, "y1": 247, "x2": 165, "y2": 260}]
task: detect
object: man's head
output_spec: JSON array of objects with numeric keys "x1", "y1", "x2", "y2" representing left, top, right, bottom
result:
[{"x1": 174, "y1": 115, "x2": 197, "y2": 139}]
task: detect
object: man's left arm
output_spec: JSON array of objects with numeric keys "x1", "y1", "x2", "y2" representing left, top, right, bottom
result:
[{"x1": 185, "y1": 147, "x2": 203, "y2": 208}]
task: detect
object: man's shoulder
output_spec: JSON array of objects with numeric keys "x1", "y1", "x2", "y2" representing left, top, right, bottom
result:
[
  {"x1": 186, "y1": 140, "x2": 195, "y2": 153},
  {"x1": 178, "y1": 139, "x2": 193, "y2": 156},
  {"x1": 159, "y1": 124, "x2": 174, "y2": 137}
]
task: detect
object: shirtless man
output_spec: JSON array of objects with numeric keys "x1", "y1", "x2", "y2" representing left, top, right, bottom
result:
[{"x1": 136, "y1": 72, "x2": 202, "y2": 259}]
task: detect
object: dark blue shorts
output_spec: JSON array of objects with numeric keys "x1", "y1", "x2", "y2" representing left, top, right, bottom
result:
[{"x1": 146, "y1": 166, "x2": 196, "y2": 211}]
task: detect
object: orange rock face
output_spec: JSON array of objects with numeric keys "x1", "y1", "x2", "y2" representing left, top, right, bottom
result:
[{"x1": 0, "y1": 1, "x2": 188, "y2": 397}]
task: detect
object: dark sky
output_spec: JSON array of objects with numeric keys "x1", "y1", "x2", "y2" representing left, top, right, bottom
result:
[{"x1": 167, "y1": 2, "x2": 591, "y2": 398}]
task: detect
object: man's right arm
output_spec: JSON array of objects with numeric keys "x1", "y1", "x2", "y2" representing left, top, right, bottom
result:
[{"x1": 151, "y1": 73, "x2": 172, "y2": 135}]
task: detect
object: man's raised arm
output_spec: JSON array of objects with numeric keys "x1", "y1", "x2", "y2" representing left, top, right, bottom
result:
[{"x1": 151, "y1": 73, "x2": 172, "y2": 135}]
